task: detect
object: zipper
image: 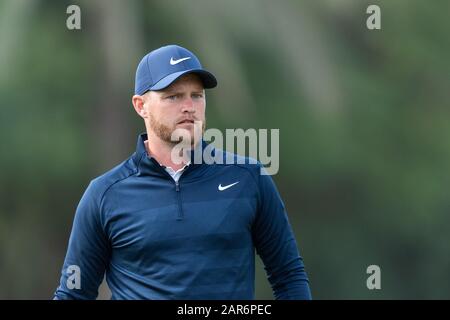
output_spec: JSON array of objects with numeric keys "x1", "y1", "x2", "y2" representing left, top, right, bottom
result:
[
  {"x1": 175, "y1": 180, "x2": 184, "y2": 220},
  {"x1": 148, "y1": 157, "x2": 188, "y2": 221}
]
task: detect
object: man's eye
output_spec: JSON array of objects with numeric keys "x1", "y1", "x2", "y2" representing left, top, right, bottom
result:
[
  {"x1": 192, "y1": 93, "x2": 204, "y2": 99},
  {"x1": 166, "y1": 95, "x2": 177, "y2": 100}
]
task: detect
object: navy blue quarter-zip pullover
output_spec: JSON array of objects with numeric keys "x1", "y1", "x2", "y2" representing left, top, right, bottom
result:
[{"x1": 54, "y1": 133, "x2": 311, "y2": 300}]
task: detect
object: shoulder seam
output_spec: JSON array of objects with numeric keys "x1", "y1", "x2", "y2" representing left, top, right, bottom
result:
[{"x1": 99, "y1": 156, "x2": 143, "y2": 204}]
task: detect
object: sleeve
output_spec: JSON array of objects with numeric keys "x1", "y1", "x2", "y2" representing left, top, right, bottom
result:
[
  {"x1": 252, "y1": 166, "x2": 312, "y2": 300},
  {"x1": 53, "y1": 182, "x2": 111, "y2": 300}
]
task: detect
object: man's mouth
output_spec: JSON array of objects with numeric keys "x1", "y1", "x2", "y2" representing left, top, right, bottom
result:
[{"x1": 177, "y1": 119, "x2": 195, "y2": 124}]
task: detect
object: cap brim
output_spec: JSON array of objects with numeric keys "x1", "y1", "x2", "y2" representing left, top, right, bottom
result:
[{"x1": 150, "y1": 69, "x2": 217, "y2": 91}]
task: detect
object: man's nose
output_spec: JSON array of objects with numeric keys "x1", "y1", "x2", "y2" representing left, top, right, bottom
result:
[{"x1": 181, "y1": 97, "x2": 195, "y2": 113}]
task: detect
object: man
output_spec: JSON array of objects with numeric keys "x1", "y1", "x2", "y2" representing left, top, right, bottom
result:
[{"x1": 54, "y1": 45, "x2": 311, "y2": 300}]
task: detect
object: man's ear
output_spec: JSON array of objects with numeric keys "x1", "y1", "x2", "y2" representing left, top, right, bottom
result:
[{"x1": 132, "y1": 94, "x2": 148, "y2": 118}]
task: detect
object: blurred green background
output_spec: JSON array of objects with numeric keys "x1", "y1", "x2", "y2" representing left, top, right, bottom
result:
[{"x1": 1, "y1": 0, "x2": 449, "y2": 299}]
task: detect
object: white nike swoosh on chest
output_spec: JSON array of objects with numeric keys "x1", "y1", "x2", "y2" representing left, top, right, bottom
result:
[{"x1": 218, "y1": 181, "x2": 239, "y2": 191}]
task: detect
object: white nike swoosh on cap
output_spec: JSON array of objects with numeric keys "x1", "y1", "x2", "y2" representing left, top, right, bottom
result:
[
  {"x1": 170, "y1": 57, "x2": 191, "y2": 65},
  {"x1": 218, "y1": 181, "x2": 239, "y2": 191}
]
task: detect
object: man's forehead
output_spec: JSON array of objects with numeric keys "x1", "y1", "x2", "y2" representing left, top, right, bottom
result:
[{"x1": 163, "y1": 74, "x2": 204, "y2": 92}]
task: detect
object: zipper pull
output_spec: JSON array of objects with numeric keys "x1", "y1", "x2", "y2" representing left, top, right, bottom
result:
[{"x1": 175, "y1": 181, "x2": 180, "y2": 192}]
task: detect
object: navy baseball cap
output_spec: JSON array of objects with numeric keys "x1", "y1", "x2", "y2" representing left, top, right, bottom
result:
[{"x1": 134, "y1": 45, "x2": 217, "y2": 95}]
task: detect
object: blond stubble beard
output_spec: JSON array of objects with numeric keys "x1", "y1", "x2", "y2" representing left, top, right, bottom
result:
[{"x1": 148, "y1": 112, "x2": 205, "y2": 146}]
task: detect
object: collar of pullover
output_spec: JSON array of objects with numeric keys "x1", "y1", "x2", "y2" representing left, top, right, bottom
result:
[{"x1": 132, "y1": 133, "x2": 213, "y2": 179}]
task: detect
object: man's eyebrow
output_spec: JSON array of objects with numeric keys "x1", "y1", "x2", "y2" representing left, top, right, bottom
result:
[
  {"x1": 161, "y1": 88, "x2": 204, "y2": 95},
  {"x1": 160, "y1": 89, "x2": 178, "y2": 95}
]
